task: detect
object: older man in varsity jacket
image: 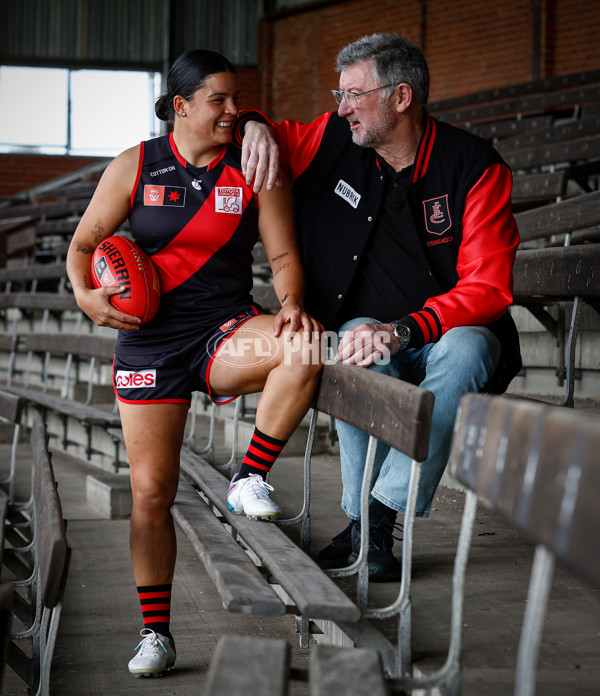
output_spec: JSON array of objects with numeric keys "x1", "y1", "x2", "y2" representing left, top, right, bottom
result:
[{"x1": 239, "y1": 33, "x2": 522, "y2": 581}]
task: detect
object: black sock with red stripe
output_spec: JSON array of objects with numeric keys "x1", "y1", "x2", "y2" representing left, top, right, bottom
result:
[
  {"x1": 137, "y1": 583, "x2": 173, "y2": 640},
  {"x1": 237, "y1": 427, "x2": 288, "y2": 481}
]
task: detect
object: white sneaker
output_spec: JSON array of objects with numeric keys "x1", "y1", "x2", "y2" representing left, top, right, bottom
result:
[
  {"x1": 128, "y1": 629, "x2": 176, "y2": 677},
  {"x1": 227, "y1": 473, "x2": 281, "y2": 520}
]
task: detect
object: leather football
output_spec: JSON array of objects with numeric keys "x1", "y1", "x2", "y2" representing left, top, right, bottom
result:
[{"x1": 91, "y1": 236, "x2": 160, "y2": 324}]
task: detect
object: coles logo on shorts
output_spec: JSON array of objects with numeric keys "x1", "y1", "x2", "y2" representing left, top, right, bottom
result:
[
  {"x1": 115, "y1": 369, "x2": 157, "y2": 389},
  {"x1": 215, "y1": 186, "x2": 242, "y2": 214}
]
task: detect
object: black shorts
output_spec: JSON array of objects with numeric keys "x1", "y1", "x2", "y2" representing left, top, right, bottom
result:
[{"x1": 113, "y1": 307, "x2": 261, "y2": 405}]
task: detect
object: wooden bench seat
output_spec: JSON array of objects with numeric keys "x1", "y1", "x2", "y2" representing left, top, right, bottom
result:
[
  {"x1": 4, "y1": 407, "x2": 71, "y2": 696},
  {"x1": 511, "y1": 191, "x2": 600, "y2": 405},
  {"x1": 0, "y1": 332, "x2": 123, "y2": 469},
  {"x1": 203, "y1": 634, "x2": 389, "y2": 696},
  {"x1": 511, "y1": 171, "x2": 566, "y2": 210},
  {"x1": 513, "y1": 245, "x2": 600, "y2": 301},
  {"x1": 428, "y1": 68, "x2": 600, "y2": 117},
  {"x1": 178, "y1": 447, "x2": 361, "y2": 624},
  {"x1": 502, "y1": 132, "x2": 600, "y2": 174},
  {"x1": 468, "y1": 114, "x2": 553, "y2": 142},
  {"x1": 496, "y1": 112, "x2": 600, "y2": 155},
  {"x1": 172, "y1": 477, "x2": 286, "y2": 616},
  {"x1": 0, "y1": 263, "x2": 68, "y2": 293},
  {"x1": 437, "y1": 393, "x2": 600, "y2": 696},
  {"x1": 0, "y1": 198, "x2": 90, "y2": 222},
  {"x1": 432, "y1": 81, "x2": 600, "y2": 128},
  {"x1": 0, "y1": 292, "x2": 78, "y2": 313},
  {"x1": 176, "y1": 361, "x2": 434, "y2": 678},
  {"x1": 514, "y1": 189, "x2": 600, "y2": 246}
]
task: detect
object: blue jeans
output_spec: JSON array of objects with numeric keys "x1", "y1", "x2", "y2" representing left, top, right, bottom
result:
[{"x1": 337, "y1": 317, "x2": 501, "y2": 519}]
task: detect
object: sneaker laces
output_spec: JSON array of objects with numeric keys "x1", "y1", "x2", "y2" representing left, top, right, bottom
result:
[
  {"x1": 242, "y1": 473, "x2": 275, "y2": 499},
  {"x1": 134, "y1": 629, "x2": 169, "y2": 657},
  {"x1": 392, "y1": 521, "x2": 404, "y2": 543},
  {"x1": 369, "y1": 519, "x2": 404, "y2": 551}
]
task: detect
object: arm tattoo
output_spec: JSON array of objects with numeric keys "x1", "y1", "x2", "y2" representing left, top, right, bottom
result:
[
  {"x1": 92, "y1": 223, "x2": 105, "y2": 243},
  {"x1": 76, "y1": 244, "x2": 92, "y2": 255},
  {"x1": 273, "y1": 262, "x2": 290, "y2": 278},
  {"x1": 281, "y1": 292, "x2": 292, "y2": 305},
  {"x1": 270, "y1": 251, "x2": 289, "y2": 263}
]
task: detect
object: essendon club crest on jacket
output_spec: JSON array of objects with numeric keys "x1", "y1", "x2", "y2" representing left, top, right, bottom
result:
[
  {"x1": 144, "y1": 185, "x2": 186, "y2": 207},
  {"x1": 423, "y1": 195, "x2": 452, "y2": 235}
]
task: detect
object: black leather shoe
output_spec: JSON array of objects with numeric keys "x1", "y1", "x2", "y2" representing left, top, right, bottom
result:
[
  {"x1": 348, "y1": 511, "x2": 403, "y2": 582},
  {"x1": 364, "y1": 548, "x2": 403, "y2": 582},
  {"x1": 316, "y1": 519, "x2": 359, "y2": 569}
]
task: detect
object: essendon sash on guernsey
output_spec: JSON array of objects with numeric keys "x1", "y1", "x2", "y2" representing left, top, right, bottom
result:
[{"x1": 150, "y1": 174, "x2": 253, "y2": 294}]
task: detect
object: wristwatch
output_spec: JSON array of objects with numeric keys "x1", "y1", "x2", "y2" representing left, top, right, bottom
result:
[{"x1": 390, "y1": 321, "x2": 411, "y2": 350}]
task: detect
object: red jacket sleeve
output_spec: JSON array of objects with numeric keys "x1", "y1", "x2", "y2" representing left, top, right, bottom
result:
[{"x1": 418, "y1": 163, "x2": 519, "y2": 336}]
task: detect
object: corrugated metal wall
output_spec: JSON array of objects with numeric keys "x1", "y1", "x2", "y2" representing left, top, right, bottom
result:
[{"x1": 0, "y1": 0, "x2": 258, "y2": 70}]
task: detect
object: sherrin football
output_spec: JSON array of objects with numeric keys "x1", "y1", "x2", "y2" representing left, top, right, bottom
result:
[{"x1": 91, "y1": 236, "x2": 160, "y2": 324}]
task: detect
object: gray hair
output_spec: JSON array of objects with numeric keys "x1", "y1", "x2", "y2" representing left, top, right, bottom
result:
[{"x1": 335, "y1": 33, "x2": 429, "y2": 106}]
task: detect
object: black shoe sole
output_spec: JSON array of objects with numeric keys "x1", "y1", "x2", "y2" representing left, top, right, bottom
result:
[{"x1": 347, "y1": 552, "x2": 403, "y2": 582}]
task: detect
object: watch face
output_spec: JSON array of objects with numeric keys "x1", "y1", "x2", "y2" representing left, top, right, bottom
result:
[{"x1": 392, "y1": 322, "x2": 410, "y2": 344}]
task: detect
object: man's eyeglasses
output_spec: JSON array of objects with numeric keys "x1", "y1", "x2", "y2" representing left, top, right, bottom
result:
[{"x1": 331, "y1": 84, "x2": 394, "y2": 109}]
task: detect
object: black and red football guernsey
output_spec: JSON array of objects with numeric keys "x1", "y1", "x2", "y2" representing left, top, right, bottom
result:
[{"x1": 118, "y1": 133, "x2": 260, "y2": 352}]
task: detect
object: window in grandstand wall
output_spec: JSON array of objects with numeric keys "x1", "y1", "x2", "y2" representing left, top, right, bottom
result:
[{"x1": 0, "y1": 66, "x2": 162, "y2": 156}]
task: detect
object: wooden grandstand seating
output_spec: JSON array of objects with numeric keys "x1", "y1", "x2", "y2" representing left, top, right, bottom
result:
[
  {"x1": 426, "y1": 393, "x2": 600, "y2": 696},
  {"x1": 0, "y1": 582, "x2": 15, "y2": 691},
  {"x1": 0, "y1": 263, "x2": 69, "y2": 293},
  {"x1": 429, "y1": 69, "x2": 600, "y2": 128},
  {"x1": 2, "y1": 405, "x2": 70, "y2": 696},
  {"x1": 427, "y1": 68, "x2": 600, "y2": 115},
  {"x1": 175, "y1": 361, "x2": 434, "y2": 678},
  {"x1": 0, "y1": 331, "x2": 123, "y2": 470},
  {"x1": 512, "y1": 191, "x2": 600, "y2": 406},
  {"x1": 203, "y1": 635, "x2": 389, "y2": 696}
]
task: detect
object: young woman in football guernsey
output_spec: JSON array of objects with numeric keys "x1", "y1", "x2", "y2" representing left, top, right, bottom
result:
[{"x1": 66, "y1": 49, "x2": 323, "y2": 677}]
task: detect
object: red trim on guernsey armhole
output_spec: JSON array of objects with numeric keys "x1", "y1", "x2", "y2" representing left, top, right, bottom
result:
[{"x1": 130, "y1": 142, "x2": 144, "y2": 209}]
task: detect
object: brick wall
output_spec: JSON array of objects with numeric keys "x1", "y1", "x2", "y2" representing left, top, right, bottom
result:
[
  {"x1": 0, "y1": 154, "x2": 105, "y2": 197},
  {"x1": 554, "y1": 0, "x2": 600, "y2": 75},
  {"x1": 260, "y1": 0, "x2": 600, "y2": 121},
  {"x1": 260, "y1": 0, "x2": 421, "y2": 122}
]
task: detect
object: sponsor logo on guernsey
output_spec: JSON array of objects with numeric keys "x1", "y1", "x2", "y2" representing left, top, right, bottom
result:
[
  {"x1": 144, "y1": 185, "x2": 186, "y2": 207},
  {"x1": 115, "y1": 369, "x2": 157, "y2": 389},
  {"x1": 334, "y1": 179, "x2": 361, "y2": 209},
  {"x1": 149, "y1": 165, "x2": 176, "y2": 177},
  {"x1": 215, "y1": 186, "x2": 242, "y2": 214},
  {"x1": 423, "y1": 194, "x2": 452, "y2": 235}
]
